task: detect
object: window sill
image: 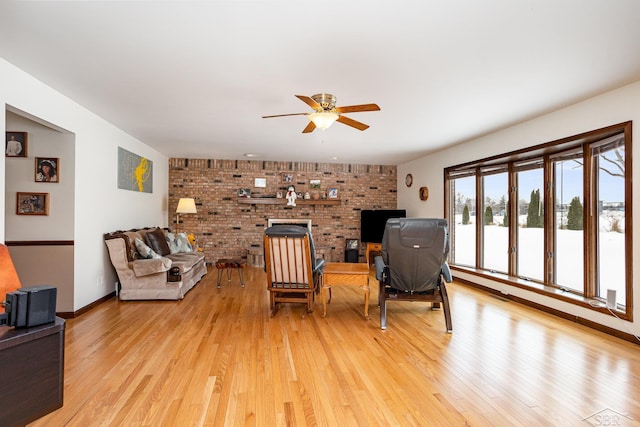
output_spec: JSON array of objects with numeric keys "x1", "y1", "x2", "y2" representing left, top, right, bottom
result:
[{"x1": 450, "y1": 265, "x2": 630, "y2": 321}]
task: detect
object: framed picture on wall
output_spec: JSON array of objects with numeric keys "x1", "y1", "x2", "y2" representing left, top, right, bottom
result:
[
  {"x1": 5, "y1": 131, "x2": 28, "y2": 157},
  {"x1": 16, "y1": 192, "x2": 49, "y2": 216},
  {"x1": 281, "y1": 172, "x2": 295, "y2": 183},
  {"x1": 309, "y1": 179, "x2": 321, "y2": 189},
  {"x1": 35, "y1": 157, "x2": 59, "y2": 182},
  {"x1": 328, "y1": 187, "x2": 339, "y2": 199}
]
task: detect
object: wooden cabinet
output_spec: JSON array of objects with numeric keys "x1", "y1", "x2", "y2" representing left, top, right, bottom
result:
[{"x1": 0, "y1": 317, "x2": 65, "y2": 426}]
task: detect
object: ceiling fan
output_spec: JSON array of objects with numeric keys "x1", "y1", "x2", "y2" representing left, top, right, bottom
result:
[{"x1": 262, "y1": 93, "x2": 380, "y2": 133}]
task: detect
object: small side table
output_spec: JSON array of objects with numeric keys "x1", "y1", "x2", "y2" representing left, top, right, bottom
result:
[
  {"x1": 321, "y1": 262, "x2": 370, "y2": 319},
  {"x1": 215, "y1": 258, "x2": 246, "y2": 288}
]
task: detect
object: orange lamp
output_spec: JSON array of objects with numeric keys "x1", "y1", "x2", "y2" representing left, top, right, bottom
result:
[{"x1": 0, "y1": 244, "x2": 22, "y2": 313}]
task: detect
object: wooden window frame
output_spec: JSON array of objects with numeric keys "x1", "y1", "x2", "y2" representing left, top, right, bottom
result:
[{"x1": 445, "y1": 121, "x2": 632, "y2": 320}]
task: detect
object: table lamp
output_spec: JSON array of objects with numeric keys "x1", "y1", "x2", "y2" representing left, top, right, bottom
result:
[{"x1": 0, "y1": 244, "x2": 22, "y2": 313}]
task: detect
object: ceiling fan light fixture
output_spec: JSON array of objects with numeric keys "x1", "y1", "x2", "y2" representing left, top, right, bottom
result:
[{"x1": 309, "y1": 111, "x2": 339, "y2": 130}]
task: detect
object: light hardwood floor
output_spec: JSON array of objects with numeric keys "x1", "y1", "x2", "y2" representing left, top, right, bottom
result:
[{"x1": 29, "y1": 266, "x2": 640, "y2": 426}]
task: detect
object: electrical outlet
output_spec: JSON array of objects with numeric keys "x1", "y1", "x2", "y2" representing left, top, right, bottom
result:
[{"x1": 96, "y1": 276, "x2": 104, "y2": 288}]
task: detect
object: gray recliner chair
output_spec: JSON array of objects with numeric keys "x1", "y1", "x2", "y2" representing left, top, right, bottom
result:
[{"x1": 374, "y1": 218, "x2": 452, "y2": 332}]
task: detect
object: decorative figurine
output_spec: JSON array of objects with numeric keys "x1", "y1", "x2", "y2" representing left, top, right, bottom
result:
[{"x1": 286, "y1": 185, "x2": 297, "y2": 206}]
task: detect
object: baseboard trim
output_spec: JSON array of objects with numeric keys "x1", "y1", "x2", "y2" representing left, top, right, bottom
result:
[
  {"x1": 56, "y1": 291, "x2": 116, "y2": 319},
  {"x1": 455, "y1": 277, "x2": 639, "y2": 345}
]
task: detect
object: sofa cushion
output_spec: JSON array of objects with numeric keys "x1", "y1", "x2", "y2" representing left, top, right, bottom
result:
[
  {"x1": 166, "y1": 252, "x2": 204, "y2": 273},
  {"x1": 117, "y1": 230, "x2": 144, "y2": 260},
  {"x1": 132, "y1": 257, "x2": 172, "y2": 276},
  {"x1": 145, "y1": 227, "x2": 171, "y2": 256},
  {"x1": 175, "y1": 232, "x2": 193, "y2": 253},
  {"x1": 135, "y1": 237, "x2": 162, "y2": 259},
  {"x1": 165, "y1": 231, "x2": 179, "y2": 254}
]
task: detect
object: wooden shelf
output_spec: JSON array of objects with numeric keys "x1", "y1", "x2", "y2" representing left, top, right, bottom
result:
[{"x1": 237, "y1": 198, "x2": 341, "y2": 207}]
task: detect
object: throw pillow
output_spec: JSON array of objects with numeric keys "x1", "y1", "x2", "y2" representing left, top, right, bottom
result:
[
  {"x1": 175, "y1": 232, "x2": 193, "y2": 253},
  {"x1": 165, "y1": 231, "x2": 179, "y2": 254},
  {"x1": 145, "y1": 227, "x2": 171, "y2": 256},
  {"x1": 135, "y1": 238, "x2": 162, "y2": 259}
]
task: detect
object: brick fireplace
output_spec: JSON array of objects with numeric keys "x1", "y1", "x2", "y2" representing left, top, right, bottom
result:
[{"x1": 267, "y1": 218, "x2": 312, "y2": 228}]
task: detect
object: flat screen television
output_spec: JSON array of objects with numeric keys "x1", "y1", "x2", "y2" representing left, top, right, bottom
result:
[{"x1": 360, "y1": 209, "x2": 407, "y2": 243}]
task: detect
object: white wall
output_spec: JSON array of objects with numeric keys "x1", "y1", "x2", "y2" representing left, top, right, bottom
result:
[
  {"x1": 5, "y1": 111, "x2": 75, "y2": 239},
  {"x1": 5, "y1": 111, "x2": 76, "y2": 311},
  {"x1": 1, "y1": 57, "x2": 169, "y2": 311},
  {"x1": 398, "y1": 80, "x2": 640, "y2": 338}
]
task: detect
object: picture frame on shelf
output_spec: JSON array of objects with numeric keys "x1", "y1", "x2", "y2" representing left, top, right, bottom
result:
[
  {"x1": 5, "y1": 131, "x2": 27, "y2": 157},
  {"x1": 328, "y1": 187, "x2": 339, "y2": 199},
  {"x1": 17, "y1": 192, "x2": 49, "y2": 216},
  {"x1": 309, "y1": 179, "x2": 321, "y2": 189},
  {"x1": 346, "y1": 239, "x2": 359, "y2": 250},
  {"x1": 238, "y1": 188, "x2": 251, "y2": 198},
  {"x1": 35, "y1": 157, "x2": 59, "y2": 182}
]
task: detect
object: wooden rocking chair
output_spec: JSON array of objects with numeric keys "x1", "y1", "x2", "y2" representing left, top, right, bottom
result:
[{"x1": 264, "y1": 225, "x2": 325, "y2": 317}]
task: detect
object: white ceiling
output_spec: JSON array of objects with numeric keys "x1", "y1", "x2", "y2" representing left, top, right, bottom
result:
[{"x1": 2, "y1": 1, "x2": 640, "y2": 165}]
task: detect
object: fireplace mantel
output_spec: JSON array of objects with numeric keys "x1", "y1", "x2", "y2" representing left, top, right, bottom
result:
[
  {"x1": 237, "y1": 198, "x2": 340, "y2": 211},
  {"x1": 237, "y1": 198, "x2": 340, "y2": 206}
]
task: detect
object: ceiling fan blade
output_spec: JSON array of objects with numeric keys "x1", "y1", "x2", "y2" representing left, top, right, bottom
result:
[
  {"x1": 302, "y1": 121, "x2": 316, "y2": 133},
  {"x1": 295, "y1": 95, "x2": 321, "y2": 110},
  {"x1": 262, "y1": 112, "x2": 309, "y2": 118},
  {"x1": 336, "y1": 115, "x2": 370, "y2": 131},
  {"x1": 335, "y1": 103, "x2": 380, "y2": 114}
]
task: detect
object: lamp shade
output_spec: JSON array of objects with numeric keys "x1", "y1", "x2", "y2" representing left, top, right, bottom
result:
[
  {"x1": 309, "y1": 112, "x2": 339, "y2": 130},
  {"x1": 176, "y1": 198, "x2": 197, "y2": 214},
  {"x1": 0, "y1": 244, "x2": 22, "y2": 313}
]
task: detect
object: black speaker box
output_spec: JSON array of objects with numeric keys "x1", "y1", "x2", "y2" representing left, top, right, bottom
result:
[
  {"x1": 344, "y1": 249, "x2": 359, "y2": 263},
  {"x1": 5, "y1": 286, "x2": 57, "y2": 328}
]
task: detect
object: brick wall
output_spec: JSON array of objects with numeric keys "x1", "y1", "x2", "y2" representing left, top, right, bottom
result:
[{"x1": 169, "y1": 158, "x2": 397, "y2": 265}]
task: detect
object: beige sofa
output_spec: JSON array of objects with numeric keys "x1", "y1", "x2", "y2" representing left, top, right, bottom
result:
[{"x1": 104, "y1": 227, "x2": 207, "y2": 300}]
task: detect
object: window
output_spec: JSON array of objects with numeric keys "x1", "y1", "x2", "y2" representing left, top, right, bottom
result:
[
  {"x1": 445, "y1": 122, "x2": 632, "y2": 319},
  {"x1": 515, "y1": 160, "x2": 544, "y2": 281},
  {"x1": 592, "y1": 135, "x2": 626, "y2": 306},
  {"x1": 552, "y1": 150, "x2": 584, "y2": 292},
  {"x1": 449, "y1": 173, "x2": 476, "y2": 267},
  {"x1": 480, "y1": 166, "x2": 509, "y2": 274}
]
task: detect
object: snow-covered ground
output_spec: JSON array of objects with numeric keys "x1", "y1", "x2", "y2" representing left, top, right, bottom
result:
[{"x1": 452, "y1": 212, "x2": 626, "y2": 305}]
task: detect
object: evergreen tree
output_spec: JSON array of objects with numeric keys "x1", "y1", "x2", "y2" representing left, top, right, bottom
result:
[
  {"x1": 526, "y1": 190, "x2": 536, "y2": 227},
  {"x1": 484, "y1": 206, "x2": 493, "y2": 225},
  {"x1": 537, "y1": 190, "x2": 544, "y2": 227},
  {"x1": 503, "y1": 201, "x2": 509, "y2": 227},
  {"x1": 462, "y1": 205, "x2": 470, "y2": 225},
  {"x1": 527, "y1": 189, "x2": 543, "y2": 228},
  {"x1": 499, "y1": 195, "x2": 507, "y2": 214},
  {"x1": 567, "y1": 196, "x2": 583, "y2": 230}
]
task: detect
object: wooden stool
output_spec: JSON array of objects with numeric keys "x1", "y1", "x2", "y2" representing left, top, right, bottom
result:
[{"x1": 215, "y1": 258, "x2": 246, "y2": 288}]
